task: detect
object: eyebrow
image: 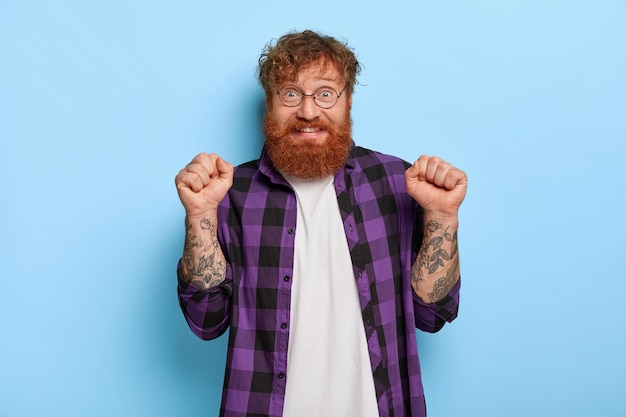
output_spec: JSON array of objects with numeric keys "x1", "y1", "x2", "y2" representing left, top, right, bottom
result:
[
  {"x1": 317, "y1": 75, "x2": 340, "y2": 82},
  {"x1": 284, "y1": 78, "x2": 342, "y2": 88}
]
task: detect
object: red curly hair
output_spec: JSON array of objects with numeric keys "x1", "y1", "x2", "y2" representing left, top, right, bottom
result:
[{"x1": 258, "y1": 30, "x2": 361, "y2": 96}]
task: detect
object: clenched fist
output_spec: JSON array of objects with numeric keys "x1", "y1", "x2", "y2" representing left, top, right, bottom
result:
[
  {"x1": 175, "y1": 153, "x2": 234, "y2": 218},
  {"x1": 405, "y1": 155, "x2": 467, "y2": 217}
]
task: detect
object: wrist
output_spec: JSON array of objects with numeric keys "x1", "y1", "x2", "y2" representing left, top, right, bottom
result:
[
  {"x1": 185, "y1": 209, "x2": 219, "y2": 225},
  {"x1": 423, "y1": 209, "x2": 459, "y2": 225}
]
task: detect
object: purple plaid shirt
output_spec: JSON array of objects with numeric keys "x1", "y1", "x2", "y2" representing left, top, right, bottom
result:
[{"x1": 178, "y1": 145, "x2": 460, "y2": 417}]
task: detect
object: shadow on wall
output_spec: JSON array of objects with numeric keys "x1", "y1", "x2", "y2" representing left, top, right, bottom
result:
[
  {"x1": 140, "y1": 217, "x2": 228, "y2": 410},
  {"x1": 130, "y1": 88, "x2": 267, "y2": 413},
  {"x1": 224, "y1": 88, "x2": 267, "y2": 164},
  {"x1": 247, "y1": 91, "x2": 267, "y2": 161}
]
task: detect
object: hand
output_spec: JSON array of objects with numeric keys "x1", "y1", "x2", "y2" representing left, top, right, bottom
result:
[
  {"x1": 175, "y1": 153, "x2": 234, "y2": 218},
  {"x1": 405, "y1": 155, "x2": 467, "y2": 217}
]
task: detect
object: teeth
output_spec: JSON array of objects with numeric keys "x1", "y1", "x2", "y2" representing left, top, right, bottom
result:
[{"x1": 299, "y1": 127, "x2": 319, "y2": 133}]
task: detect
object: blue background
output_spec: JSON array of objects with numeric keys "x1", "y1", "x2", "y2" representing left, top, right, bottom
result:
[{"x1": 1, "y1": 1, "x2": 625, "y2": 416}]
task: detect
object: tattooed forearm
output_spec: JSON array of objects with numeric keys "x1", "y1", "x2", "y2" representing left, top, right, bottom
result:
[
  {"x1": 181, "y1": 216, "x2": 226, "y2": 290},
  {"x1": 411, "y1": 219, "x2": 460, "y2": 303},
  {"x1": 427, "y1": 262, "x2": 460, "y2": 302}
]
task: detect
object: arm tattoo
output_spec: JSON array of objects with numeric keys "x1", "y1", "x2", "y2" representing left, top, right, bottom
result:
[
  {"x1": 181, "y1": 217, "x2": 226, "y2": 289},
  {"x1": 412, "y1": 220, "x2": 460, "y2": 303},
  {"x1": 427, "y1": 262, "x2": 460, "y2": 302}
]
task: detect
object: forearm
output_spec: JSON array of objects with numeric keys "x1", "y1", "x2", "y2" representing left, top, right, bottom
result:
[
  {"x1": 180, "y1": 212, "x2": 227, "y2": 291},
  {"x1": 411, "y1": 213, "x2": 460, "y2": 303}
]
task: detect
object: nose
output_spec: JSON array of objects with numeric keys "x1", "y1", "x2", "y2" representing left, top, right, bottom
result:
[{"x1": 296, "y1": 95, "x2": 321, "y2": 120}]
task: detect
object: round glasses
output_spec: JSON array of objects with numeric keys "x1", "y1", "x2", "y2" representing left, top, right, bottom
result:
[{"x1": 276, "y1": 85, "x2": 347, "y2": 109}]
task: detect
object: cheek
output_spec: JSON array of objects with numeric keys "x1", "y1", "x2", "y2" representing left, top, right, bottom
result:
[
  {"x1": 270, "y1": 107, "x2": 296, "y2": 125},
  {"x1": 328, "y1": 107, "x2": 349, "y2": 124}
]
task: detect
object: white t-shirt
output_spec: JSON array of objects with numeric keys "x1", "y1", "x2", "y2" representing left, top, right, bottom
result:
[{"x1": 282, "y1": 174, "x2": 378, "y2": 417}]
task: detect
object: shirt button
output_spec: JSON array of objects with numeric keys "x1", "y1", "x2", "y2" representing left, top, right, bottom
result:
[
  {"x1": 281, "y1": 322, "x2": 287, "y2": 329},
  {"x1": 278, "y1": 372, "x2": 285, "y2": 379},
  {"x1": 288, "y1": 228, "x2": 294, "y2": 234},
  {"x1": 349, "y1": 224, "x2": 353, "y2": 231},
  {"x1": 284, "y1": 275, "x2": 290, "y2": 281}
]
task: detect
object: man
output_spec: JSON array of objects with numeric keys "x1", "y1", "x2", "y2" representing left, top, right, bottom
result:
[{"x1": 175, "y1": 30, "x2": 467, "y2": 417}]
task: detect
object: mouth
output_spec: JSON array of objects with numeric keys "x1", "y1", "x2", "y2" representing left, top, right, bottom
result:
[
  {"x1": 290, "y1": 124, "x2": 327, "y2": 141},
  {"x1": 296, "y1": 126, "x2": 322, "y2": 133}
]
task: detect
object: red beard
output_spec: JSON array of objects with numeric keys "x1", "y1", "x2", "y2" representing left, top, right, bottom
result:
[{"x1": 263, "y1": 111, "x2": 353, "y2": 180}]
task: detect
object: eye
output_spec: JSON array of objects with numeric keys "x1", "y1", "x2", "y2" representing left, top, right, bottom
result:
[
  {"x1": 316, "y1": 87, "x2": 335, "y2": 101},
  {"x1": 280, "y1": 87, "x2": 301, "y2": 100}
]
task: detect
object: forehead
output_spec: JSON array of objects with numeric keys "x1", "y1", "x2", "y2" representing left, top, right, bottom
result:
[{"x1": 288, "y1": 62, "x2": 343, "y2": 86}]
